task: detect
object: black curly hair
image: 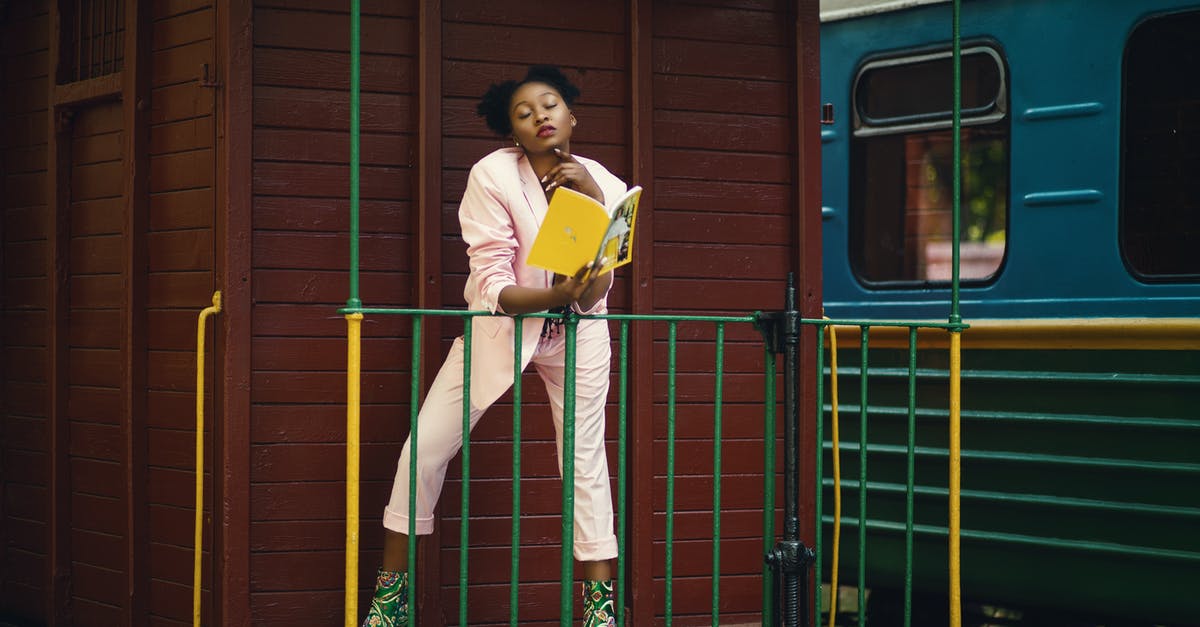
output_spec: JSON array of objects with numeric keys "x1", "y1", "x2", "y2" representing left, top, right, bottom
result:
[{"x1": 476, "y1": 65, "x2": 582, "y2": 137}]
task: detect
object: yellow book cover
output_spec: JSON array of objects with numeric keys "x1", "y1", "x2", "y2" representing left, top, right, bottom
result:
[{"x1": 526, "y1": 185, "x2": 642, "y2": 277}]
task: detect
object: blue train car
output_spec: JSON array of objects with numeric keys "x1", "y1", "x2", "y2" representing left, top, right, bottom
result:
[{"x1": 819, "y1": 0, "x2": 1200, "y2": 623}]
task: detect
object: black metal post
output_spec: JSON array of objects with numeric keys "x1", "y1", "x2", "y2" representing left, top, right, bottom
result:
[{"x1": 758, "y1": 273, "x2": 815, "y2": 626}]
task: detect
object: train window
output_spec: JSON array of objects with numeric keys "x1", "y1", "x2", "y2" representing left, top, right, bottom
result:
[
  {"x1": 850, "y1": 47, "x2": 1008, "y2": 285},
  {"x1": 1121, "y1": 10, "x2": 1200, "y2": 281}
]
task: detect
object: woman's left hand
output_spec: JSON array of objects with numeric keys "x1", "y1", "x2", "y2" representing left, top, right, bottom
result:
[{"x1": 541, "y1": 148, "x2": 603, "y2": 203}]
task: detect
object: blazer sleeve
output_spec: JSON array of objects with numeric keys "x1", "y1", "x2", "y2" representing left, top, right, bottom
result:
[{"x1": 459, "y1": 163, "x2": 517, "y2": 314}]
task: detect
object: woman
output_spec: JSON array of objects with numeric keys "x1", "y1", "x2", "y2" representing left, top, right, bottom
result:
[{"x1": 363, "y1": 65, "x2": 625, "y2": 627}]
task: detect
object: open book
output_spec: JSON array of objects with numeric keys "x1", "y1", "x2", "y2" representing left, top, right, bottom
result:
[{"x1": 526, "y1": 185, "x2": 642, "y2": 277}]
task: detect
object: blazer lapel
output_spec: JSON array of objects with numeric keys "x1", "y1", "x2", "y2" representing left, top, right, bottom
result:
[{"x1": 516, "y1": 154, "x2": 549, "y2": 228}]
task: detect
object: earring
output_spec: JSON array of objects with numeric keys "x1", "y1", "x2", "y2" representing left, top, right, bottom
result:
[{"x1": 513, "y1": 138, "x2": 520, "y2": 147}]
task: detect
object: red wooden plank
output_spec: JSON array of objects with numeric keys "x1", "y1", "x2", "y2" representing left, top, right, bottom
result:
[
  {"x1": 68, "y1": 275, "x2": 123, "y2": 309},
  {"x1": 69, "y1": 492, "x2": 124, "y2": 536},
  {"x1": 253, "y1": 87, "x2": 413, "y2": 134},
  {"x1": 443, "y1": 22, "x2": 626, "y2": 70},
  {"x1": 145, "y1": 390, "x2": 192, "y2": 429},
  {"x1": 655, "y1": 109, "x2": 790, "y2": 153},
  {"x1": 70, "y1": 131, "x2": 123, "y2": 165},
  {"x1": 147, "y1": 504, "x2": 200, "y2": 547},
  {"x1": 444, "y1": 0, "x2": 624, "y2": 33},
  {"x1": 252, "y1": 303, "x2": 411, "y2": 337},
  {"x1": 70, "y1": 234, "x2": 124, "y2": 275},
  {"x1": 253, "y1": 48, "x2": 415, "y2": 94},
  {"x1": 146, "y1": 270, "x2": 213, "y2": 308},
  {"x1": 69, "y1": 161, "x2": 124, "y2": 201},
  {"x1": 253, "y1": 196, "x2": 411, "y2": 233},
  {"x1": 249, "y1": 371, "x2": 409, "y2": 404},
  {"x1": 149, "y1": 82, "x2": 215, "y2": 125},
  {"x1": 2, "y1": 389, "x2": 48, "y2": 426},
  {"x1": 68, "y1": 421, "x2": 123, "y2": 460},
  {"x1": 253, "y1": 0, "x2": 415, "y2": 17},
  {"x1": 249, "y1": 590, "x2": 348, "y2": 625},
  {"x1": 654, "y1": 210, "x2": 790, "y2": 246},
  {"x1": 4, "y1": 240, "x2": 47, "y2": 276},
  {"x1": 149, "y1": 116, "x2": 215, "y2": 155},
  {"x1": 254, "y1": 8, "x2": 415, "y2": 55},
  {"x1": 70, "y1": 196, "x2": 126, "y2": 236},
  {"x1": 652, "y1": 278, "x2": 785, "y2": 311},
  {"x1": 152, "y1": 0, "x2": 212, "y2": 21},
  {"x1": 653, "y1": 37, "x2": 790, "y2": 81},
  {"x1": 147, "y1": 229, "x2": 214, "y2": 271},
  {"x1": 66, "y1": 386, "x2": 122, "y2": 425},
  {"x1": 655, "y1": 147, "x2": 790, "y2": 183},
  {"x1": 151, "y1": 7, "x2": 212, "y2": 51},
  {"x1": 3, "y1": 449, "x2": 48, "y2": 485},
  {"x1": 145, "y1": 349, "x2": 201, "y2": 392},
  {"x1": 150, "y1": 188, "x2": 215, "y2": 230},
  {"x1": 69, "y1": 458, "x2": 124, "y2": 498},
  {"x1": 253, "y1": 128, "x2": 411, "y2": 166},
  {"x1": 654, "y1": 242, "x2": 789, "y2": 278},
  {"x1": 66, "y1": 349, "x2": 122, "y2": 390},
  {"x1": 252, "y1": 231, "x2": 411, "y2": 271},
  {"x1": 251, "y1": 269, "x2": 413, "y2": 305},
  {"x1": 6, "y1": 276, "x2": 48, "y2": 307},
  {"x1": 148, "y1": 540, "x2": 212, "y2": 585},
  {"x1": 149, "y1": 149, "x2": 215, "y2": 192},
  {"x1": 70, "y1": 561, "x2": 126, "y2": 610},
  {"x1": 252, "y1": 161, "x2": 410, "y2": 199},
  {"x1": 146, "y1": 426, "x2": 206, "y2": 470},
  {"x1": 146, "y1": 467, "x2": 211, "y2": 509},
  {"x1": 150, "y1": 39, "x2": 213, "y2": 88},
  {"x1": 250, "y1": 442, "x2": 400, "y2": 483},
  {"x1": 249, "y1": 403, "x2": 409, "y2": 445},
  {"x1": 4, "y1": 484, "x2": 47, "y2": 520},
  {"x1": 4, "y1": 171, "x2": 48, "y2": 208},
  {"x1": 4, "y1": 77, "x2": 48, "y2": 114},
  {"x1": 250, "y1": 336, "x2": 410, "y2": 370},
  {"x1": 5, "y1": 144, "x2": 49, "y2": 174},
  {"x1": 3, "y1": 112, "x2": 49, "y2": 150},
  {"x1": 71, "y1": 103, "x2": 123, "y2": 137},
  {"x1": 145, "y1": 309, "x2": 200, "y2": 351},
  {"x1": 5, "y1": 205, "x2": 48, "y2": 240},
  {"x1": 5, "y1": 50, "x2": 50, "y2": 82},
  {"x1": 653, "y1": 3, "x2": 789, "y2": 46}
]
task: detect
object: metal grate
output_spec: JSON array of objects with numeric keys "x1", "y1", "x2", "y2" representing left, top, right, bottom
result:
[{"x1": 61, "y1": 0, "x2": 124, "y2": 83}]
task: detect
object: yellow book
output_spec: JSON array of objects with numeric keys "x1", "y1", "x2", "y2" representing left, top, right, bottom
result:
[{"x1": 526, "y1": 185, "x2": 642, "y2": 277}]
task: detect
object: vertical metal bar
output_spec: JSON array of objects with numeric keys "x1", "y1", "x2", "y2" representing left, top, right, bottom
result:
[
  {"x1": 814, "y1": 323, "x2": 825, "y2": 624},
  {"x1": 344, "y1": 312, "x2": 363, "y2": 627},
  {"x1": 904, "y1": 328, "x2": 918, "y2": 627},
  {"x1": 460, "y1": 317, "x2": 473, "y2": 626},
  {"x1": 949, "y1": 331, "x2": 963, "y2": 627},
  {"x1": 408, "y1": 316, "x2": 421, "y2": 626},
  {"x1": 617, "y1": 320, "x2": 630, "y2": 627},
  {"x1": 857, "y1": 327, "x2": 869, "y2": 627},
  {"x1": 762, "y1": 344, "x2": 777, "y2": 626},
  {"x1": 782, "y1": 279, "x2": 801, "y2": 627},
  {"x1": 346, "y1": 0, "x2": 361, "y2": 310},
  {"x1": 950, "y1": 0, "x2": 962, "y2": 327},
  {"x1": 560, "y1": 313, "x2": 579, "y2": 626},
  {"x1": 510, "y1": 316, "x2": 523, "y2": 627},
  {"x1": 711, "y1": 322, "x2": 725, "y2": 626},
  {"x1": 665, "y1": 321, "x2": 678, "y2": 626},
  {"x1": 194, "y1": 292, "x2": 221, "y2": 627}
]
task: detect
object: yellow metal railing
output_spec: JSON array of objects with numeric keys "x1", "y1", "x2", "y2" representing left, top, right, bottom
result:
[{"x1": 193, "y1": 291, "x2": 221, "y2": 627}]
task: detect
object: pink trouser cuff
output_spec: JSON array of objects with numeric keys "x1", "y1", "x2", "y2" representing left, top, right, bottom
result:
[
  {"x1": 573, "y1": 535, "x2": 619, "y2": 562},
  {"x1": 382, "y1": 507, "x2": 435, "y2": 536}
]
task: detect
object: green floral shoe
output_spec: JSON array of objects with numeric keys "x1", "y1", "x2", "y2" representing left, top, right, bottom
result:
[
  {"x1": 362, "y1": 569, "x2": 408, "y2": 627},
  {"x1": 581, "y1": 579, "x2": 616, "y2": 627}
]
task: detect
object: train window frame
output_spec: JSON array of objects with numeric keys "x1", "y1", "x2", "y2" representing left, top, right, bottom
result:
[
  {"x1": 849, "y1": 43, "x2": 1011, "y2": 289},
  {"x1": 1118, "y1": 9, "x2": 1200, "y2": 283}
]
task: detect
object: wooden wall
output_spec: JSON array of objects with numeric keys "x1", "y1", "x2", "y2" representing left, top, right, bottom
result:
[
  {"x1": 1, "y1": 0, "x2": 220, "y2": 624},
  {"x1": 2, "y1": 2, "x2": 52, "y2": 621},
  {"x1": 247, "y1": 1, "x2": 807, "y2": 625}
]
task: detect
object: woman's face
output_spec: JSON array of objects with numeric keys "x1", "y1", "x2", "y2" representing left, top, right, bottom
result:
[{"x1": 509, "y1": 81, "x2": 574, "y2": 154}]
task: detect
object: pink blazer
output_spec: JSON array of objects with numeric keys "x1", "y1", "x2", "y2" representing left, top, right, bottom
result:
[{"x1": 458, "y1": 147, "x2": 627, "y2": 410}]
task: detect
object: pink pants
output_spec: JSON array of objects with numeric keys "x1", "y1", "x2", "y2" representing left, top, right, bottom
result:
[{"x1": 383, "y1": 319, "x2": 618, "y2": 561}]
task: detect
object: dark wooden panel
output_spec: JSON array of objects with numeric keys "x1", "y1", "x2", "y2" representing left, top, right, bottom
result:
[
  {"x1": 70, "y1": 131, "x2": 123, "y2": 165},
  {"x1": 151, "y1": 6, "x2": 212, "y2": 51},
  {"x1": 5, "y1": 205, "x2": 48, "y2": 240},
  {"x1": 254, "y1": 196, "x2": 411, "y2": 233},
  {"x1": 150, "y1": 39, "x2": 214, "y2": 88},
  {"x1": 655, "y1": 109, "x2": 790, "y2": 153},
  {"x1": 653, "y1": 277, "x2": 784, "y2": 311},
  {"x1": 153, "y1": 0, "x2": 212, "y2": 20},
  {"x1": 148, "y1": 504, "x2": 200, "y2": 547},
  {"x1": 146, "y1": 309, "x2": 202, "y2": 351},
  {"x1": 254, "y1": 8, "x2": 415, "y2": 55},
  {"x1": 250, "y1": 336, "x2": 411, "y2": 370},
  {"x1": 5, "y1": 276, "x2": 49, "y2": 307},
  {"x1": 66, "y1": 349, "x2": 122, "y2": 389},
  {"x1": 653, "y1": 37, "x2": 789, "y2": 81},
  {"x1": 149, "y1": 82, "x2": 215, "y2": 125},
  {"x1": 655, "y1": 147, "x2": 790, "y2": 184},
  {"x1": 145, "y1": 349, "x2": 198, "y2": 391},
  {"x1": 71, "y1": 196, "x2": 126, "y2": 236},
  {"x1": 3, "y1": 450, "x2": 47, "y2": 485},
  {"x1": 146, "y1": 270, "x2": 213, "y2": 308},
  {"x1": 654, "y1": 209, "x2": 790, "y2": 245},
  {"x1": 66, "y1": 386, "x2": 122, "y2": 424},
  {"x1": 70, "y1": 234, "x2": 124, "y2": 274},
  {"x1": 149, "y1": 149, "x2": 215, "y2": 192},
  {"x1": 147, "y1": 229, "x2": 213, "y2": 271},
  {"x1": 68, "y1": 458, "x2": 123, "y2": 498},
  {"x1": 146, "y1": 427, "x2": 206, "y2": 470},
  {"x1": 1, "y1": 413, "x2": 47, "y2": 449},
  {"x1": 252, "y1": 162, "x2": 411, "y2": 199},
  {"x1": 4, "y1": 240, "x2": 47, "y2": 276},
  {"x1": 3, "y1": 484, "x2": 47, "y2": 520},
  {"x1": 443, "y1": 22, "x2": 626, "y2": 70},
  {"x1": 3, "y1": 171, "x2": 48, "y2": 208},
  {"x1": 251, "y1": 442, "x2": 407, "y2": 483},
  {"x1": 70, "y1": 161, "x2": 124, "y2": 201},
  {"x1": 253, "y1": 128, "x2": 411, "y2": 166},
  {"x1": 146, "y1": 467, "x2": 211, "y2": 509},
  {"x1": 146, "y1": 390, "x2": 193, "y2": 429},
  {"x1": 653, "y1": 2, "x2": 789, "y2": 46},
  {"x1": 654, "y1": 242, "x2": 790, "y2": 278},
  {"x1": 250, "y1": 590, "x2": 346, "y2": 626},
  {"x1": 4, "y1": 144, "x2": 49, "y2": 174},
  {"x1": 252, "y1": 269, "x2": 413, "y2": 305},
  {"x1": 149, "y1": 116, "x2": 215, "y2": 155},
  {"x1": 252, "y1": 232, "x2": 411, "y2": 271},
  {"x1": 69, "y1": 492, "x2": 124, "y2": 536},
  {"x1": 68, "y1": 421, "x2": 123, "y2": 460},
  {"x1": 255, "y1": 87, "x2": 414, "y2": 133},
  {"x1": 252, "y1": 304, "x2": 411, "y2": 337},
  {"x1": 653, "y1": 70, "x2": 793, "y2": 117},
  {"x1": 250, "y1": 403, "x2": 409, "y2": 445},
  {"x1": 253, "y1": 48, "x2": 415, "y2": 93},
  {"x1": 150, "y1": 188, "x2": 215, "y2": 231},
  {"x1": 445, "y1": 0, "x2": 625, "y2": 33},
  {"x1": 254, "y1": 0, "x2": 416, "y2": 17},
  {"x1": 250, "y1": 371, "x2": 409, "y2": 404}
]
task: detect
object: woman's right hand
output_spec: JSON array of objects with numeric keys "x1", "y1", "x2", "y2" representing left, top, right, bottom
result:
[{"x1": 551, "y1": 262, "x2": 600, "y2": 306}]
